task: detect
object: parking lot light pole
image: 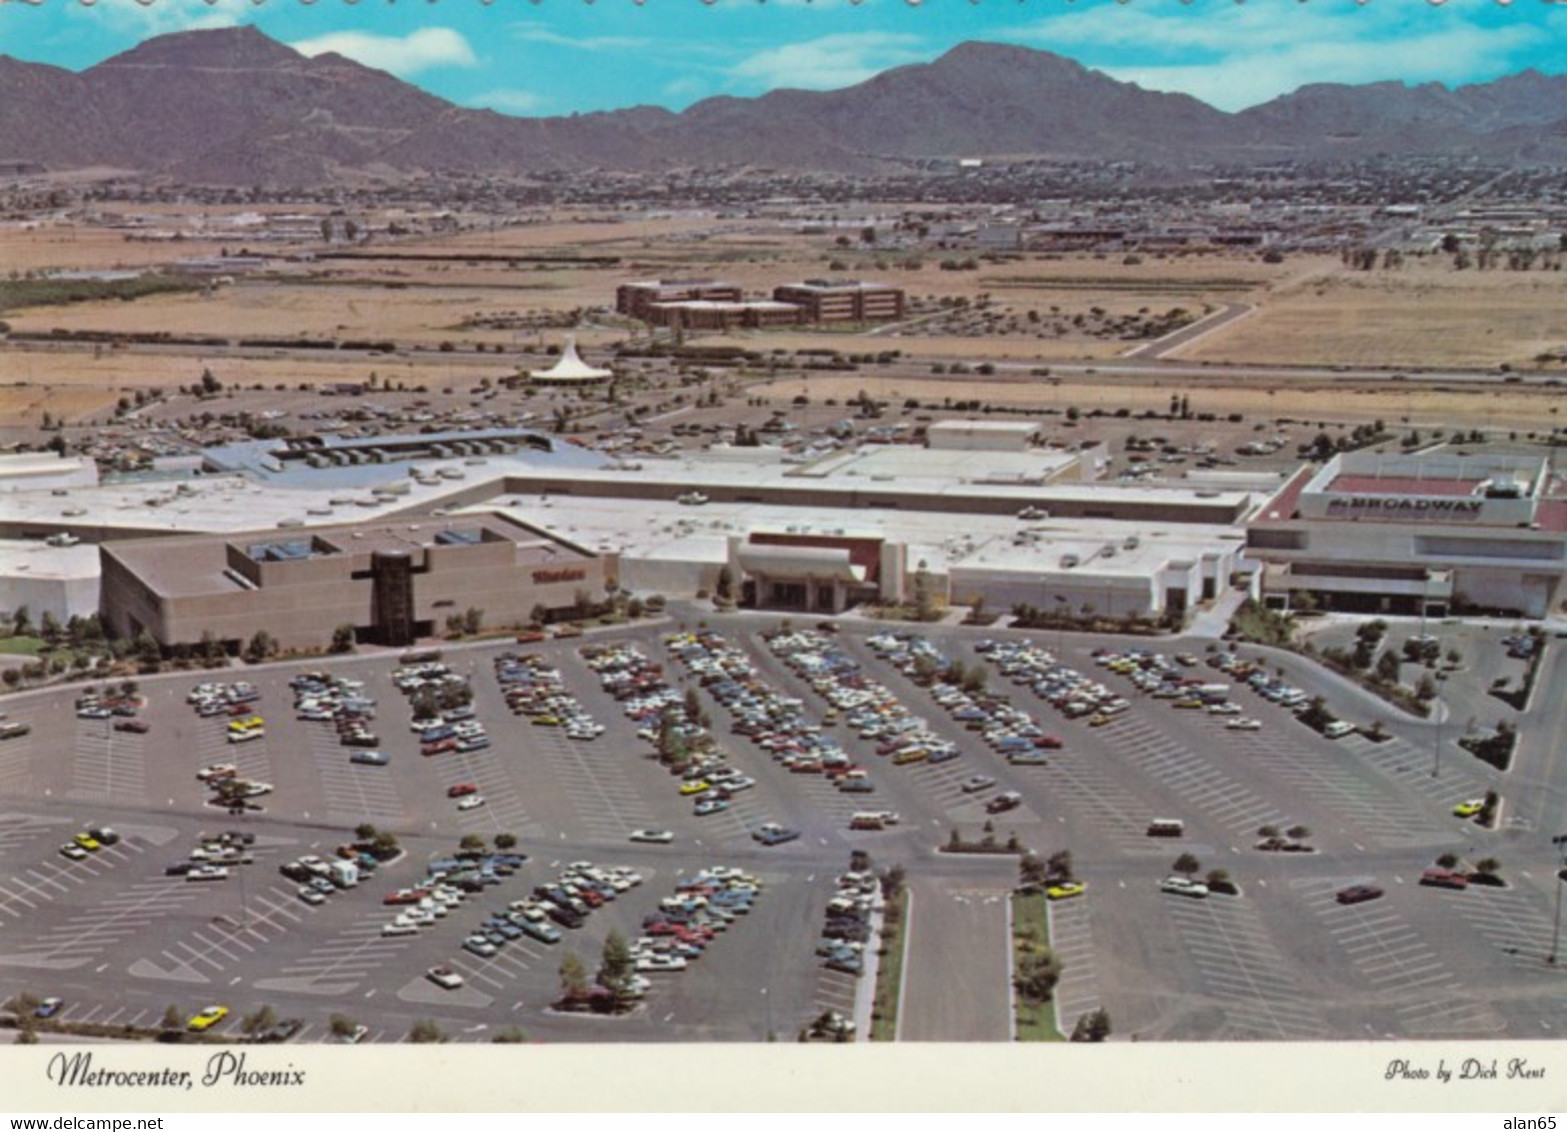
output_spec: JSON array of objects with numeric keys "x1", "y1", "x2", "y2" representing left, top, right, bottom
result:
[{"x1": 1431, "y1": 673, "x2": 1447, "y2": 780}]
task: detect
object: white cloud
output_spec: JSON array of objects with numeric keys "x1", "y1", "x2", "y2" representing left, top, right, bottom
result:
[
  {"x1": 289, "y1": 28, "x2": 478, "y2": 78},
  {"x1": 1009, "y1": 5, "x2": 1554, "y2": 110},
  {"x1": 90, "y1": 0, "x2": 243, "y2": 41},
  {"x1": 467, "y1": 88, "x2": 549, "y2": 116},
  {"x1": 728, "y1": 32, "x2": 927, "y2": 92},
  {"x1": 507, "y1": 27, "x2": 652, "y2": 53}
]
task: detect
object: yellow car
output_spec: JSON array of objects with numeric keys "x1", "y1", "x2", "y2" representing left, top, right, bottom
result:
[
  {"x1": 73, "y1": 832, "x2": 101, "y2": 852},
  {"x1": 1087, "y1": 713, "x2": 1112, "y2": 728},
  {"x1": 187, "y1": 1005, "x2": 229, "y2": 1032},
  {"x1": 531, "y1": 715, "x2": 561, "y2": 726},
  {"x1": 678, "y1": 780, "x2": 711, "y2": 796},
  {"x1": 1453, "y1": 799, "x2": 1486, "y2": 818},
  {"x1": 1046, "y1": 882, "x2": 1087, "y2": 901},
  {"x1": 891, "y1": 748, "x2": 929, "y2": 766},
  {"x1": 227, "y1": 716, "x2": 264, "y2": 733}
]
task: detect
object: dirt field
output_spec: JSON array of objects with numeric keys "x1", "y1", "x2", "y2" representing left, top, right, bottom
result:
[
  {"x1": 751, "y1": 372, "x2": 1566, "y2": 433},
  {"x1": 1177, "y1": 258, "x2": 1567, "y2": 369}
]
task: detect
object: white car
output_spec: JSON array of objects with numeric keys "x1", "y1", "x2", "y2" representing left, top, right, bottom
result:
[
  {"x1": 426, "y1": 966, "x2": 464, "y2": 990},
  {"x1": 1206, "y1": 703, "x2": 1243, "y2": 716},
  {"x1": 456, "y1": 795, "x2": 486, "y2": 811},
  {"x1": 1225, "y1": 717, "x2": 1263, "y2": 731},
  {"x1": 961, "y1": 775, "x2": 996, "y2": 794},
  {"x1": 629, "y1": 829, "x2": 674, "y2": 844},
  {"x1": 1160, "y1": 876, "x2": 1210, "y2": 898},
  {"x1": 298, "y1": 886, "x2": 326, "y2": 906}
]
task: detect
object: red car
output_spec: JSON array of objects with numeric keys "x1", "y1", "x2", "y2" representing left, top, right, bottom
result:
[
  {"x1": 1419, "y1": 868, "x2": 1469, "y2": 891},
  {"x1": 422, "y1": 739, "x2": 457, "y2": 757},
  {"x1": 113, "y1": 718, "x2": 150, "y2": 734},
  {"x1": 1335, "y1": 884, "x2": 1384, "y2": 905},
  {"x1": 446, "y1": 783, "x2": 479, "y2": 798},
  {"x1": 1034, "y1": 735, "x2": 1064, "y2": 749}
]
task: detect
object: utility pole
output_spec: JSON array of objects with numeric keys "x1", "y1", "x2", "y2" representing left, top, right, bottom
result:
[{"x1": 1550, "y1": 835, "x2": 1567, "y2": 966}]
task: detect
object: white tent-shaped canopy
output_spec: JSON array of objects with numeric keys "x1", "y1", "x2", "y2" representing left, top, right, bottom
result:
[{"x1": 529, "y1": 336, "x2": 612, "y2": 385}]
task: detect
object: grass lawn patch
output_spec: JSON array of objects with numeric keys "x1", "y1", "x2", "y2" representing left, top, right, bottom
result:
[
  {"x1": 869, "y1": 890, "x2": 909, "y2": 1041},
  {"x1": 0, "y1": 637, "x2": 45, "y2": 657},
  {"x1": 1012, "y1": 892, "x2": 1064, "y2": 1041}
]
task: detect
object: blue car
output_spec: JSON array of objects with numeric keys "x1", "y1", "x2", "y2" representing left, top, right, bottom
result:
[{"x1": 34, "y1": 997, "x2": 63, "y2": 1019}]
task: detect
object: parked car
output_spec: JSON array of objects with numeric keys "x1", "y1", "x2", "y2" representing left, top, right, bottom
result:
[{"x1": 1335, "y1": 884, "x2": 1384, "y2": 905}]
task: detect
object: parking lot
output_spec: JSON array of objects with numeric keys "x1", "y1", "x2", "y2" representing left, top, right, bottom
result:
[{"x1": 0, "y1": 610, "x2": 1562, "y2": 1043}]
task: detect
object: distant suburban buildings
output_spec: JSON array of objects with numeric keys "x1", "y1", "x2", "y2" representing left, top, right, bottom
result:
[{"x1": 617, "y1": 277, "x2": 905, "y2": 330}]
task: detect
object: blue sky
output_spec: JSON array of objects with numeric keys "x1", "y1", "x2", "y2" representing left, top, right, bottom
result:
[{"x1": 2, "y1": 0, "x2": 1563, "y2": 117}]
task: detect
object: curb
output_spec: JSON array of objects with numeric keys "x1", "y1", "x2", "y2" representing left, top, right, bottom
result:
[{"x1": 892, "y1": 888, "x2": 914, "y2": 1043}]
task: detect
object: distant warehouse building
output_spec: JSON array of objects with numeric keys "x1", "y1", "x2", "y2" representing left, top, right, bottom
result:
[
  {"x1": 771, "y1": 280, "x2": 905, "y2": 324},
  {"x1": 100, "y1": 513, "x2": 604, "y2": 652},
  {"x1": 616, "y1": 279, "x2": 742, "y2": 322},
  {"x1": 643, "y1": 300, "x2": 803, "y2": 333},
  {"x1": 1246, "y1": 451, "x2": 1567, "y2": 618}
]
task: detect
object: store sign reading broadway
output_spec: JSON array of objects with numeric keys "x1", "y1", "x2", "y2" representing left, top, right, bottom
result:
[
  {"x1": 533, "y1": 567, "x2": 588, "y2": 584},
  {"x1": 1325, "y1": 497, "x2": 1485, "y2": 521}
]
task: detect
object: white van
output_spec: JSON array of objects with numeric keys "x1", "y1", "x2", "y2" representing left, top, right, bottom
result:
[
  {"x1": 1323, "y1": 721, "x2": 1356, "y2": 739},
  {"x1": 1146, "y1": 818, "x2": 1185, "y2": 838}
]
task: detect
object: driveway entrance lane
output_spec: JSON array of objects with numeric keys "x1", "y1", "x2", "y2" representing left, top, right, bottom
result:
[{"x1": 899, "y1": 874, "x2": 1013, "y2": 1041}]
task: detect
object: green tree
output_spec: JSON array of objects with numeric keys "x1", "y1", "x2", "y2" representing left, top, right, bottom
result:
[
  {"x1": 597, "y1": 930, "x2": 636, "y2": 1011},
  {"x1": 162, "y1": 1004, "x2": 184, "y2": 1035},
  {"x1": 1475, "y1": 857, "x2": 1502, "y2": 878},
  {"x1": 913, "y1": 560, "x2": 938, "y2": 621},
  {"x1": 1069, "y1": 1008, "x2": 1112, "y2": 1042},
  {"x1": 370, "y1": 831, "x2": 399, "y2": 861},
  {"x1": 559, "y1": 952, "x2": 589, "y2": 999},
  {"x1": 354, "y1": 822, "x2": 378, "y2": 842},
  {"x1": 1045, "y1": 850, "x2": 1074, "y2": 884},
  {"x1": 330, "y1": 624, "x2": 356, "y2": 654},
  {"x1": 1172, "y1": 852, "x2": 1201, "y2": 878},
  {"x1": 1014, "y1": 947, "x2": 1064, "y2": 1003},
  {"x1": 715, "y1": 565, "x2": 735, "y2": 603},
  {"x1": 39, "y1": 611, "x2": 61, "y2": 647},
  {"x1": 459, "y1": 833, "x2": 487, "y2": 855},
  {"x1": 492, "y1": 1027, "x2": 529, "y2": 1043},
  {"x1": 494, "y1": 832, "x2": 517, "y2": 850},
  {"x1": 463, "y1": 607, "x2": 484, "y2": 636},
  {"x1": 328, "y1": 1014, "x2": 358, "y2": 1039},
  {"x1": 241, "y1": 1004, "x2": 277, "y2": 1036},
  {"x1": 133, "y1": 628, "x2": 162, "y2": 671},
  {"x1": 243, "y1": 629, "x2": 276, "y2": 665},
  {"x1": 407, "y1": 1019, "x2": 446, "y2": 1044},
  {"x1": 1375, "y1": 650, "x2": 1401, "y2": 683}
]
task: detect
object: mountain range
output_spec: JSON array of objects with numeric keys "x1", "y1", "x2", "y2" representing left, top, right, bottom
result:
[{"x1": 4, "y1": 27, "x2": 1567, "y2": 185}]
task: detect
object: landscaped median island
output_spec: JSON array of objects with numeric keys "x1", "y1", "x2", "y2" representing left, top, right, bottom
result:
[
  {"x1": 1010, "y1": 890, "x2": 1062, "y2": 1041},
  {"x1": 869, "y1": 868, "x2": 909, "y2": 1042}
]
